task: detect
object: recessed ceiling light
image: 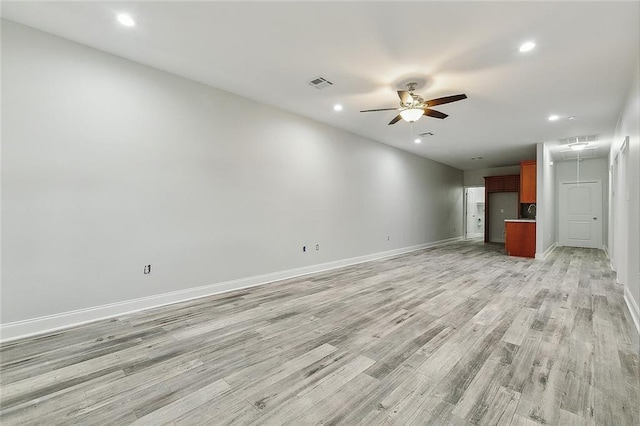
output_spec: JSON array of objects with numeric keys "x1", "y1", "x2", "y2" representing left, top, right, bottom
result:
[
  {"x1": 548, "y1": 114, "x2": 559, "y2": 121},
  {"x1": 117, "y1": 13, "x2": 136, "y2": 27},
  {"x1": 519, "y1": 41, "x2": 536, "y2": 52},
  {"x1": 414, "y1": 139, "x2": 421, "y2": 144},
  {"x1": 333, "y1": 104, "x2": 343, "y2": 112}
]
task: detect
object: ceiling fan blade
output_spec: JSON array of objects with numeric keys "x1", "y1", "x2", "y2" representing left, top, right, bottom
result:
[
  {"x1": 423, "y1": 109, "x2": 448, "y2": 119},
  {"x1": 397, "y1": 90, "x2": 413, "y2": 105},
  {"x1": 388, "y1": 115, "x2": 402, "y2": 125},
  {"x1": 425, "y1": 94, "x2": 467, "y2": 107},
  {"x1": 360, "y1": 108, "x2": 399, "y2": 112}
]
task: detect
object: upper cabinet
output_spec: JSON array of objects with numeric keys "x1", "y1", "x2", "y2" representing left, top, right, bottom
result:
[
  {"x1": 485, "y1": 175, "x2": 520, "y2": 193},
  {"x1": 520, "y1": 160, "x2": 536, "y2": 203}
]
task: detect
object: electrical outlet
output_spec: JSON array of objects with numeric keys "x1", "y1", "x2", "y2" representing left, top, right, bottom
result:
[
  {"x1": 144, "y1": 265, "x2": 151, "y2": 274},
  {"x1": 387, "y1": 236, "x2": 390, "y2": 241},
  {"x1": 315, "y1": 244, "x2": 319, "y2": 251},
  {"x1": 303, "y1": 246, "x2": 306, "y2": 252}
]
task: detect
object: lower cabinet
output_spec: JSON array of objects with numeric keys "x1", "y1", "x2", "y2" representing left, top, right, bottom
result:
[{"x1": 505, "y1": 221, "x2": 536, "y2": 258}]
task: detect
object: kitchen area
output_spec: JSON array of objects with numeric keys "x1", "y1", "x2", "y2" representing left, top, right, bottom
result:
[{"x1": 484, "y1": 160, "x2": 537, "y2": 258}]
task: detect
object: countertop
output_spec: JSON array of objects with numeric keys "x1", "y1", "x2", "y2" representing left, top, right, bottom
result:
[{"x1": 504, "y1": 219, "x2": 536, "y2": 223}]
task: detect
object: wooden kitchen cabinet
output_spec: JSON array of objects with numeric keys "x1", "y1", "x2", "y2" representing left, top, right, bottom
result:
[
  {"x1": 520, "y1": 160, "x2": 536, "y2": 203},
  {"x1": 486, "y1": 176, "x2": 502, "y2": 192},
  {"x1": 505, "y1": 221, "x2": 536, "y2": 258},
  {"x1": 502, "y1": 175, "x2": 519, "y2": 192},
  {"x1": 485, "y1": 175, "x2": 520, "y2": 192}
]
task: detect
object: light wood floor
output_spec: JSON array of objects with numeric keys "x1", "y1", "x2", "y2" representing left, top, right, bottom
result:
[{"x1": 1, "y1": 241, "x2": 638, "y2": 425}]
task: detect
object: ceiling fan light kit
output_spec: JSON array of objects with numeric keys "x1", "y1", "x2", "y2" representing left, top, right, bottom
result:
[{"x1": 400, "y1": 108, "x2": 425, "y2": 122}]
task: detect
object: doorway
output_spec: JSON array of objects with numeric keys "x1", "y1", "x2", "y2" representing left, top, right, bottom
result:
[
  {"x1": 464, "y1": 187, "x2": 485, "y2": 239},
  {"x1": 559, "y1": 181, "x2": 603, "y2": 248}
]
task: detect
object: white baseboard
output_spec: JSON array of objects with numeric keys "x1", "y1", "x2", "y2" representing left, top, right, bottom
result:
[
  {"x1": 465, "y1": 233, "x2": 483, "y2": 239},
  {"x1": 0, "y1": 237, "x2": 463, "y2": 343},
  {"x1": 602, "y1": 246, "x2": 617, "y2": 272},
  {"x1": 624, "y1": 285, "x2": 640, "y2": 336},
  {"x1": 535, "y1": 243, "x2": 557, "y2": 260}
]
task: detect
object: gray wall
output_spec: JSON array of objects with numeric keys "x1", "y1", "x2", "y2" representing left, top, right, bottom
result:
[
  {"x1": 610, "y1": 56, "x2": 640, "y2": 329},
  {"x1": 488, "y1": 192, "x2": 518, "y2": 243},
  {"x1": 1, "y1": 21, "x2": 463, "y2": 324}
]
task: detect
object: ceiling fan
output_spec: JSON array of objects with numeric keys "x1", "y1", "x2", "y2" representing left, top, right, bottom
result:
[{"x1": 360, "y1": 82, "x2": 467, "y2": 125}]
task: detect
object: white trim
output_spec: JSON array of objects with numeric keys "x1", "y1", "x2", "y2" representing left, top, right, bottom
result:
[
  {"x1": 624, "y1": 285, "x2": 640, "y2": 336},
  {"x1": 620, "y1": 135, "x2": 629, "y2": 153},
  {"x1": 0, "y1": 237, "x2": 462, "y2": 343},
  {"x1": 535, "y1": 243, "x2": 557, "y2": 260},
  {"x1": 602, "y1": 245, "x2": 616, "y2": 271}
]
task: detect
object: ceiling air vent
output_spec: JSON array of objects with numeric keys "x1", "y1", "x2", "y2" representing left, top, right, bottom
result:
[
  {"x1": 308, "y1": 76, "x2": 333, "y2": 89},
  {"x1": 559, "y1": 147, "x2": 598, "y2": 160},
  {"x1": 558, "y1": 134, "x2": 598, "y2": 144}
]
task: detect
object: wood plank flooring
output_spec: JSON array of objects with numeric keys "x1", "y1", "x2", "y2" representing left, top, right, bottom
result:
[{"x1": 1, "y1": 241, "x2": 638, "y2": 425}]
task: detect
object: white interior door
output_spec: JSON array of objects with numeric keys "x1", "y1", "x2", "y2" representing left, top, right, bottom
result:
[{"x1": 559, "y1": 181, "x2": 602, "y2": 248}]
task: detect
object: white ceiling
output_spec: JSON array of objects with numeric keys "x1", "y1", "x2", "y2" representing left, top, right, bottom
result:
[{"x1": 2, "y1": 1, "x2": 639, "y2": 170}]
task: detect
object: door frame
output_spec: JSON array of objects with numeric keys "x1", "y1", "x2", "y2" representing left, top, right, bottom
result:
[
  {"x1": 609, "y1": 157, "x2": 617, "y2": 269},
  {"x1": 463, "y1": 186, "x2": 484, "y2": 240},
  {"x1": 558, "y1": 179, "x2": 603, "y2": 248}
]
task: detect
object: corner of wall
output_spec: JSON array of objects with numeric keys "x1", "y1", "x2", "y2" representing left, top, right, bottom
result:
[{"x1": 624, "y1": 285, "x2": 640, "y2": 335}]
